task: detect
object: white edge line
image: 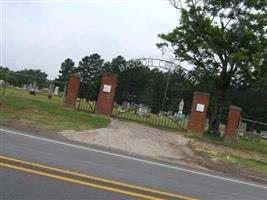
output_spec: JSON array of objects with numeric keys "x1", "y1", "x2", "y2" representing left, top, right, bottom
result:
[{"x1": 1, "y1": 128, "x2": 267, "y2": 189}]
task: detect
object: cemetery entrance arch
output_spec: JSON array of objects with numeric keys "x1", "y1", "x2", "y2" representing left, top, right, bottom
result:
[{"x1": 111, "y1": 58, "x2": 196, "y2": 131}]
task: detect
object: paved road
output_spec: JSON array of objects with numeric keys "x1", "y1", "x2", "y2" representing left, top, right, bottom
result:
[{"x1": 0, "y1": 128, "x2": 266, "y2": 200}]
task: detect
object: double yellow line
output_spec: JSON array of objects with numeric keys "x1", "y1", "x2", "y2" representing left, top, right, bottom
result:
[{"x1": 0, "y1": 156, "x2": 198, "y2": 200}]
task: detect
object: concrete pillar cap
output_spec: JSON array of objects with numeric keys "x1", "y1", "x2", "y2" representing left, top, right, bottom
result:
[
  {"x1": 229, "y1": 105, "x2": 242, "y2": 111},
  {"x1": 194, "y1": 91, "x2": 210, "y2": 97},
  {"x1": 69, "y1": 73, "x2": 81, "y2": 78},
  {"x1": 102, "y1": 73, "x2": 118, "y2": 78}
]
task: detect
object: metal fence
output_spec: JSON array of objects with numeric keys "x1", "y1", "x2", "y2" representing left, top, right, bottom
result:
[
  {"x1": 111, "y1": 104, "x2": 188, "y2": 131},
  {"x1": 75, "y1": 99, "x2": 96, "y2": 113},
  {"x1": 238, "y1": 118, "x2": 267, "y2": 141}
]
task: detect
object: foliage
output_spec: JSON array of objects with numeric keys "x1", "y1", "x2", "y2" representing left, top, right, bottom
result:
[
  {"x1": 57, "y1": 58, "x2": 75, "y2": 82},
  {"x1": 0, "y1": 66, "x2": 49, "y2": 88},
  {"x1": 76, "y1": 53, "x2": 104, "y2": 100},
  {"x1": 158, "y1": 0, "x2": 267, "y2": 133}
]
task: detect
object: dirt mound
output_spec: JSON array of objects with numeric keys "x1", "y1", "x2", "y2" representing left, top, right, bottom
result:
[
  {"x1": 60, "y1": 120, "x2": 194, "y2": 163},
  {"x1": 59, "y1": 119, "x2": 267, "y2": 184}
]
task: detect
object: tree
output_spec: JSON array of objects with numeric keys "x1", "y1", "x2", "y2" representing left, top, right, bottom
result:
[
  {"x1": 77, "y1": 53, "x2": 104, "y2": 100},
  {"x1": 15, "y1": 69, "x2": 48, "y2": 88},
  {"x1": 157, "y1": 0, "x2": 267, "y2": 134},
  {"x1": 57, "y1": 58, "x2": 75, "y2": 82}
]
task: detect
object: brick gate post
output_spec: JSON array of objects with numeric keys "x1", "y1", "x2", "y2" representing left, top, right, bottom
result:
[
  {"x1": 187, "y1": 91, "x2": 210, "y2": 137},
  {"x1": 95, "y1": 73, "x2": 118, "y2": 116},
  {"x1": 64, "y1": 73, "x2": 81, "y2": 107},
  {"x1": 224, "y1": 106, "x2": 241, "y2": 144}
]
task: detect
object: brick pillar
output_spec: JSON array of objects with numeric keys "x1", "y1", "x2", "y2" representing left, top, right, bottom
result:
[
  {"x1": 224, "y1": 106, "x2": 241, "y2": 144},
  {"x1": 64, "y1": 73, "x2": 80, "y2": 107},
  {"x1": 187, "y1": 91, "x2": 210, "y2": 137},
  {"x1": 95, "y1": 73, "x2": 118, "y2": 116}
]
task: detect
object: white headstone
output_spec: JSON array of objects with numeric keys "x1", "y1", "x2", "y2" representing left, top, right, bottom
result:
[
  {"x1": 138, "y1": 105, "x2": 151, "y2": 117},
  {"x1": 54, "y1": 86, "x2": 59, "y2": 95},
  {"x1": 0, "y1": 80, "x2": 4, "y2": 86}
]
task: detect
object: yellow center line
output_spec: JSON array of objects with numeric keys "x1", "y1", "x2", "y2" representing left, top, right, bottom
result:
[
  {"x1": 0, "y1": 155, "x2": 198, "y2": 200},
  {"x1": 1, "y1": 163, "x2": 164, "y2": 200}
]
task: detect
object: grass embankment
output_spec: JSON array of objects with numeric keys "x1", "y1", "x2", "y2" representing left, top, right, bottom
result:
[
  {"x1": 192, "y1": 133, "x2": 267, "y2": 175},
  {"x1": 198, "y1": 150, "x2": 267, "y2": 174},
  {"x1": 198, "y1": 133, "x2": 267, "y2": 154},
  {"x1": 0, "y1": 88, "x2": 109, "y2": 131}
]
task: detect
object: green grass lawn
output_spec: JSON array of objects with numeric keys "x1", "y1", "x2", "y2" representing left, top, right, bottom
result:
[{"x1": 0, "y1": 88, "x2": 109, "y2": 131}]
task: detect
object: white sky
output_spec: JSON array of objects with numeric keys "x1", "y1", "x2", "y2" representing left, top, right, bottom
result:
[{"x1": 1, "y1": 0, "x2": 179, "y2": 79}]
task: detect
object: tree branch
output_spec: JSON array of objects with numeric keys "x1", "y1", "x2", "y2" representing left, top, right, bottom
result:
[{"x1": 169, "y1": 0, "x2": 183, "y2": 10}]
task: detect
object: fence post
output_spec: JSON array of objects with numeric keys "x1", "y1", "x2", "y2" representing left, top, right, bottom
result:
[
  {"x1": 187, "y1": 91, "x2": 210, "y2": 137},
  {"x1": 64, "y1": 73, "x2": 81, "y2": 108},
  {"x1": 95, "y1": 73, "x2": 118, "y2": 116},
  {"x1": 224, "y1": 106, "x2": 242, "y2": 144}
]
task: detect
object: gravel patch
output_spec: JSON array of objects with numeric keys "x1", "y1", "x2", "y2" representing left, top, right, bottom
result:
[{"x1": 59, "y1": 119, "x2": 194, "y2": 162}]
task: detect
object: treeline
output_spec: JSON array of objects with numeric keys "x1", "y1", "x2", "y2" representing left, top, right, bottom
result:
[
  {"x1": 0, "y1": 67, "x2": 49, "y2": 88},
  {"x1": 57, "y1": 53, "x2": 267, "y2": 123},
  {"x1": 1, "y1": 53, "x2": 266, "y2": 124}
]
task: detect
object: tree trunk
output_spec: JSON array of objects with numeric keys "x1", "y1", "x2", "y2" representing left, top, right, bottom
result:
[
  {"x1": 208, "y1": 77, "x2": 229, "y2": 134},
  {"x1": 208, "y1": 90, "x2": 225, "y2": 134}
]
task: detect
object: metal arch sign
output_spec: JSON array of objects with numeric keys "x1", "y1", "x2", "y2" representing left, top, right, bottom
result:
[{"x1": 118, "y1": 57, "x2": 198, "y2": 83}]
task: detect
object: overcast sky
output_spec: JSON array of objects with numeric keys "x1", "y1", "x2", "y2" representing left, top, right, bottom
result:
[{"x1": 2, "y1": 0, "x2": 179, "y2": 79}]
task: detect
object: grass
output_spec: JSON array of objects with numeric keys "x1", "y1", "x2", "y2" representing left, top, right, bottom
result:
[
  {"x1": 198, "y1": 150, "x2": 267, "y2": 174},
  {"x1": 194, "y1": 133, "x2": 267, "y2": 155},
  {"x1": 0, "y1": 88, "x2": 110, "y2": 131}
]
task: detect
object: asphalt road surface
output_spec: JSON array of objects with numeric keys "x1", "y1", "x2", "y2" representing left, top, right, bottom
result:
[{"x1": 0, "y1": 128, "x2": 266, "y2": 200}]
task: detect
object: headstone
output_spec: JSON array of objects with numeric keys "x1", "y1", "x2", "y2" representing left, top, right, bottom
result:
[
  {"x1": 49, "y1": 84, "x2": 54, "y2": 93},
  {"x1": 138, "y1": 104, "x2": 145, "y2": 116},
  {"x1": 39, "y1": 88, "x2": 50, "y2": 94},
  {"x1": 0, "y1": 80, "x2": 4, "y2": 86},
  {"x1": 174, "y1": 112, "x2": 185, "y2": 120},
  {"x1": 138, "y1": 104, "x2": 151, "y2": 117},
  {"x1": 33, "y1": 81, "x2": 38, "y2": 92},
  {"x1": 54, "y1": 86, "x2": 59, "y2": 96},
  {"x1": 238, "y1": 122, "x2": 247, "y2": 137},
  {"x1": 122, "y1": 101, "x2": 129, "y2": 111},
  {"x1": 159, "y1": 110, "x2": 165, "y2": 119},
  {"x1": 127, "y1": 102, "x2": 131, "y2": 110},
  {"x1": 113, "y1": 101, "x2": 118, "y2": 108},
  {"x1": 23, "y1": 84, "x2": 27, "y2": 90},
  {"x1": 29, "y1": 83, "x2": 33, "y2": 90},
  {"x1": 130, "y1": 103, "x2": 138, "y2": 110},
  {"x1": 29, "y1": 83, "x2": 36, "y2": 95},
  {"x1": 117, "y1": 106, "x2": 123, "y2": 113},
  {"x1": 167, "y1": 110, "x2": 173, "y2": 116}
]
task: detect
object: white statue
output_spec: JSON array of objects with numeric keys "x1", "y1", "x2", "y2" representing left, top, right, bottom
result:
[{"x1": 178, "y1": 99, "x2": 184, "y2": 115}]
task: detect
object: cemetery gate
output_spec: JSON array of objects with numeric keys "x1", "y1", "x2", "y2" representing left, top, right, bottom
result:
[
  {"x1": 238, "y1": 117, "x2": 267, "y2": 141},
  {"x1": 110, "y1": 58, "x2": 195, "y2": 131},
  {"x1": 75, "y1": 81, "x2": 97, "y2": 113}
]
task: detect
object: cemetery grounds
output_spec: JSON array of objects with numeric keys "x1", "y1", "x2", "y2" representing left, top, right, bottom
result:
[{"x1": 1, "y1": 87, "x2": 267, "y2": 184}]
